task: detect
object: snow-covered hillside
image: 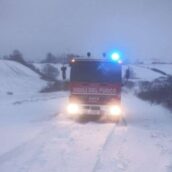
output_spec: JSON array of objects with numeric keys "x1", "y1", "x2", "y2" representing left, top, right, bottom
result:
[
  {"x1": 0, "y1": 60, "x2": 46, "y2": 95},
  {"x1": 123, "y1": 65, "x2": 164, "y2": 81},
  {"x1": 141, "y1": 64, "x2": 172, "y2": 76}
]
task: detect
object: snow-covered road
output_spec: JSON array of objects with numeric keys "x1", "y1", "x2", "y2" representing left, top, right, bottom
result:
[{"x1": 0, "y1": 91, "x2": 172, "y2": 172}]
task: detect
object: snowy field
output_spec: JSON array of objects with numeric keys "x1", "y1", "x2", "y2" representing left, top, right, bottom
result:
[
  {"x1": 138, "y1": 64, "x2": 172, "y2": 76},
  {"x1": 123, "y1": 65, "x2": 162, "y2": 81},
  {"x1": 0, "y1": 60, "x2": 172, "y2": 172}
]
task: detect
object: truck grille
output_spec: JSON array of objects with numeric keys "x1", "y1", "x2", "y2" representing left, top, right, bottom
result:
[{"x1": 84, "y1": 106, "x2": 100, "y2": 110}]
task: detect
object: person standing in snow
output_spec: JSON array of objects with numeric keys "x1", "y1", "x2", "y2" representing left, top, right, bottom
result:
[
  {"x1": 61, "y1": 65, "x2": 67, "y2": 80},
  {"x1": 125, "y1": 67, "x2": 130, "y2": 81}
]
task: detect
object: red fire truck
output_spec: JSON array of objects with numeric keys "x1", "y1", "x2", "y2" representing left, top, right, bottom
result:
[{"x1": 67, "y1": 57, "x2": 122, "y2": 121}]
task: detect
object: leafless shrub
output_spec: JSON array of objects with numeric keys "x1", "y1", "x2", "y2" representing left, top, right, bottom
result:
[
  {"x1": 136, "y1": 76, "x2": 172, "y2": 110},
  {"x1": 40, "y1": 80, "x2": 69, "y2": 93}
]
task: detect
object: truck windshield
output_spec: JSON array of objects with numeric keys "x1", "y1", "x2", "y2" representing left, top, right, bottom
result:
[{"x1": 70, "y1": 61, "x2": 121, "y2": 83}]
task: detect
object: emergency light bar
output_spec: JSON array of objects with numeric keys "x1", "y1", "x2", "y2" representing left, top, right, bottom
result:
[{"x1": 70, "y1": 50, "x2": 123, "y2": 64}]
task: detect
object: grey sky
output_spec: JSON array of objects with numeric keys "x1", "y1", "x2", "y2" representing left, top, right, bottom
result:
[{"x1": 0, "y1": 0, "x2": 172, "y2": 61}]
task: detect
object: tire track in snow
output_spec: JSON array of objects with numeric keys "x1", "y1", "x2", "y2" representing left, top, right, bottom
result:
[
  {"x1": 92, "y1": 120, "x2": 128, "y2": 172},
  {"x1": 0, "y1": 120, "x2": 57, "y2": 172},
  {"x1": 92, "y1": 124, "x2": 116, "y2": 172},
  {"x1": 0, "y1": 116, "x2": 74, "y2": 172},
  {"x1": 13, "y1": 95, "x2": 67, "y2": 105}
]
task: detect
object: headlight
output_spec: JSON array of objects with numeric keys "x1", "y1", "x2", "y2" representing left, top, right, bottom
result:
[
  {"x1": 67, "y1": 103, "x2": 79, "y2": 114},
  {"x1": 109, "y1": 105, "x2": 121, "y2": 116}
]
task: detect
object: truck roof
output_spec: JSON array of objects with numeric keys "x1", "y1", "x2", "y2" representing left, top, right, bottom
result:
[{"x1": 70, "y1": 57, "x2": 121, "y2": 63}]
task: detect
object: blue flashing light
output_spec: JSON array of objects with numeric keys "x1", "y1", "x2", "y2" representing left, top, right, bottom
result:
[
  {"x1": 108, "y1": 50, "x2": 123, "y2": 64},
  {"x1": 111, "y1": 52, "x2": 120, "y2": 61}
]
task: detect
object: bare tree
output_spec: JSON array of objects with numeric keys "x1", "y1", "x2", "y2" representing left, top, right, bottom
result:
[
  {"x1": 9, "y1": 50, "x2": 26, "y2": 65},
  {"x1": 42, "y1": 64, "x2": 59, "y2": 81}
]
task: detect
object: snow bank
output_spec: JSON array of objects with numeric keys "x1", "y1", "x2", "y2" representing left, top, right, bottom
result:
[{"x1": 0, "y1": 60, "x2": 46, "y2": 95}]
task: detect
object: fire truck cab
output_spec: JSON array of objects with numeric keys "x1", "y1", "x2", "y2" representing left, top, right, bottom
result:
[{"x1": 67, "y1": 57, "x2": 122, "y2": 121}]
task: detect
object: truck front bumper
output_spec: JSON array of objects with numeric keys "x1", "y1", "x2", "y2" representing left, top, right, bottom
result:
[{"x1": 67, "y1": 104, "x2": 122, "y2": 117}]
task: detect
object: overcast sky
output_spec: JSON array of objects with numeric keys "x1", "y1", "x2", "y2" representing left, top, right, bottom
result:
[{"x1": 0, "y1": 0, "x2": 172, "y2": 61}]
